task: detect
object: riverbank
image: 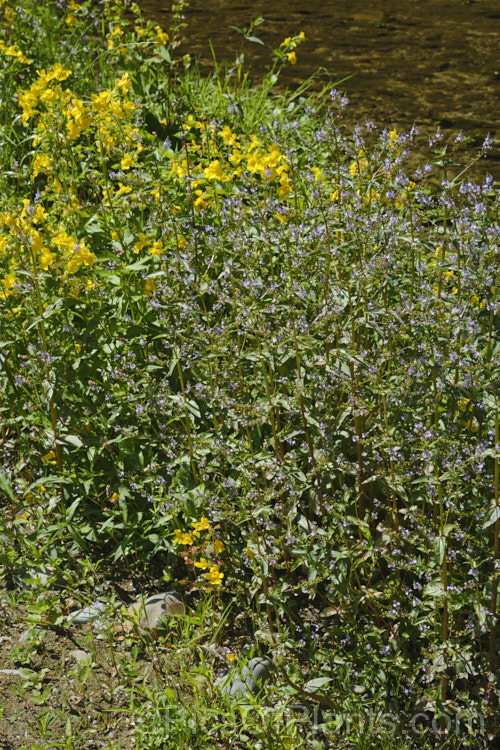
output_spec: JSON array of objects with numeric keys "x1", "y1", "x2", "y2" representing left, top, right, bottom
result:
[
  {"x1": 1, "y1": 1, "x2": 499, "y2": 747},
  {"x1": 136, "y1": 0, "x2": 500, "y2": 183}
]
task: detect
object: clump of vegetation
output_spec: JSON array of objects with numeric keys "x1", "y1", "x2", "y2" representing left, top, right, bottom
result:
[{"x1": 0, "y1": 0, "x2": 499, "y2": 747}]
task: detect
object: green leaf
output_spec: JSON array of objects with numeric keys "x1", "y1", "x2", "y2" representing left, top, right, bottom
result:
[
  {"x1": 0, "y1": 469, "x2": 15, "y2": 501},
  {"x1": 156, "y1": 46, "x2": 172, "y2": 63},
  {"x1": 424, "y1": 581, "x2": 446, "y2": 599},
  {"x1": 66, "y1": 499, "x2": 80, "y2": 521},
  {"x1": 58, "y1": 434, "x2": 83, "y2": 448},
  {"x1": 434, "y1": 536, "x2": 446, "y2": 565},
  {"x1": 482, "y1": 505, "x2": 500, "y2": 530},
  {"x1": 304, "y1": 677, "x2": 332, "y2": 692}
]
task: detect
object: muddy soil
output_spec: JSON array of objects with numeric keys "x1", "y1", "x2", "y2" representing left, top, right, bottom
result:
[{"x1": 138, "y1": 0, "x2": 500, "y2": 181}]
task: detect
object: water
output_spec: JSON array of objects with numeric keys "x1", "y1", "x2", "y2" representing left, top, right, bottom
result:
[{"x1": 136, "y1": 0, "x2": 500, "y2": 180}]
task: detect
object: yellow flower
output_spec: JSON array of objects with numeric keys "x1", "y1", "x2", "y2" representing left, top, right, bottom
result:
[
  {"x1": 92, "y1": 90, "x2": 112, "y2": 112},
  {"x1": 144, "y1": 278, "x2": 156, "y2": 296},
  {"x1": 117, "y1": 182, "x2": 132, "y2": 196},
  {"x1": 204, "y1": 160, "x2": 227, "y2": 181},
  {"x1": 39, "y1": 248, "x2": 55, "y2": 270},
  {"x1": 31, "y1": 153, "x2": 51, "y2": 179},
  {"x1": 66, "y1": 239, "x2": 96, "y2": 273},
  {"x1": 287, "y1": 51, "x2": 297, "y2": 64},
  {"x1": 194, "y1": 557, "x2": 209, "y2": 570},
  {"x1": 193, "y1": 190, "x2": 207, "y2": 211},
  {"x1": 48, "y1": 63, "x2": 72, "y2": 82},
  {"x1": 155, "y1": 25, "x2": 169, "y2": 46},
  {"x1": 192, "y1": 517, "x2": 211, "y2": 534},
  {"x1": 121, "y1": 153, "x2": 133, "y2": 170},
  {"x1": 33, "y1": 205, "x2": 47, "y2": 224},
  {"x1": 65, "y1": 12, "x2": 77, "y2": 25},
  {"x1": 247, "y1": 135, "x2": 260, "y2": 152},
  {"x1": 170, "y1": 160, "x2": 188, "y2": 178},
  {"x1": 204, "y1": 565, "x2": 224, "y2": 585},
  {"x1": 149, "y1": 240, "x2": 163, "y2": 257},
  {"x1": 228, "y1": 149, "x2": 243, "y2": 166},
  {"x1": 0, "y1": 271, "x2": 16, "y2": 299},
  {"x1": 173, "y1": 529, "x2": 194, "y2": 545},
  {"x1": 133, "y1": 233, "x2": 148, "y2": 254},
  {"x1": 40, "y1": 87, "x2": 57, "y2": 106},
  {"x1": 18, "y1": 88, "x2": 39, "y2": 123},
  {"x1": 219, "y1": 125, "x2": 238, "y2": 147},
  {"x1": 116, "y1": 72, "x2": 132, "y2": 94},
  {"x1": 214, "y1": 539, "x2": 225, "y2": 554}
]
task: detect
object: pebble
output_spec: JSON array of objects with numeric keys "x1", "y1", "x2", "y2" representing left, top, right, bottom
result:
[
  {"x1": 14, "y1": 565, "x2": 55, "y2": 589},
  {"x1": 216, "y1": 656, "x2": 273, "y2": 698},
  {"x1": 125, "y1": 591, "x2": 185, "y2": 633},
  {"x1": 69, "y1": 649, "x2": 91, "y2": 665},
  {"x1": 18, "y1": 625, "x2": 43, "y2": 643},
  {"x1": 67, "y1": 600, "x2": 123, "y2": 626},
  {"x1": 0, "y1": 668, "x2": 26, "y2": 677}
]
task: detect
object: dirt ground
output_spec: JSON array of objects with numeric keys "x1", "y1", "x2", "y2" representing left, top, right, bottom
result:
[
  {"x1": 0, "y1": 571, "x2": 198, "y2": 750},
  {"x1": 0, "y1": 575, "x2": 143, "y2": 749}
]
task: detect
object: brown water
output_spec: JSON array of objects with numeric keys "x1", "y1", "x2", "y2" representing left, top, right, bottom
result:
[{"x1": 137, "y1": 0, "x2": 500, "y2": 181}]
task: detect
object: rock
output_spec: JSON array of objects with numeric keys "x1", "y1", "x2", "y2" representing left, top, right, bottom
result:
[
  {"x1": 67, "y1": 599, "x2": 123, "y2": 626},
  {"x1": 69, "y1": 649, "x2": 91, "y2": 665},
  {"x1": 18, "y1": 625, "x2": 43, "y2": 642},
  {"x1": 14, "y1": 565, "x2": 55, "y2": 589},
  {"x1": 67, "y1": 601, "x2": 108, "y2": 625},
  {"x1": 0, "y1": 669, "x2": 26, "y2": 677},
  {"x1": 124, "y1": 591, "x2": 185, "y2": 634},
  {"x1": 216, "y1": 656, "x2": 273, "y2": 698}
]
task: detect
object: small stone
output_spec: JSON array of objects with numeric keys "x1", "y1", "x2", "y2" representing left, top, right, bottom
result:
[
  {"x1": 67, "y1": 601, "x2": 107, "y2": 625},
  {"x1": 226, "y1": 679, "x2": 253, "y2": 698},
  {"x1": 18, "y1": 625, "x2": 43, "y2": 642},
  {"x1": 14, "y1": 565, "x2": 53, "y2": 589},
  {"x1": 0, "y1": 668, "x2": 26, "y2": 677},
  {"x1": 69, "y1": 649, "x2": 91, "y2": 665},
  {"x1": 125, "y1": 592, "x2": 184, "y2": 634},
  {"x1": 163, "y1": 592, "x2": 185, "y2": 615},
  {"x1": 216, "y1": 655, "x2": 273, "y2": 698},
  {"x1": 68, "y1": 600, "x2": 123, "y2": 626}
]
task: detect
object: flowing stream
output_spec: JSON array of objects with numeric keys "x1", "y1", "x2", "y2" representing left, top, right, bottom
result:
[{"x1": 135, "y1": 0, "x2": 500, "y2": 181}]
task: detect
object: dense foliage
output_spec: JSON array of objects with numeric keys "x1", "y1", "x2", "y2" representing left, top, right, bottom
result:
[{"x1": 1, "y1": 1, "x2": 499, "y2": 747}]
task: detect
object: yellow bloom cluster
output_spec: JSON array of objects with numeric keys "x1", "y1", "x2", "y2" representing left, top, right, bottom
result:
[
  {"x1": 0, "y1": 39, "x2": 31, "y2": 64},
  {"x1": 167, "y1": 125, "x2": 292, "y2": 201},
  {"x1": 18, "y1": 64, "x2": 137, "y2": 157},
  {"x1": 0, "y1": 196, "x2": 98, "y2": 295},
  {"x1": 279, "y1": 30, "x2": 305, "y2": 65},
  {"x1": 132, "y1": 232, "x2": 164, "y2": 257},
  {"x1": 173, "y1": 517, "x2": 225, "y2": 586}
]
